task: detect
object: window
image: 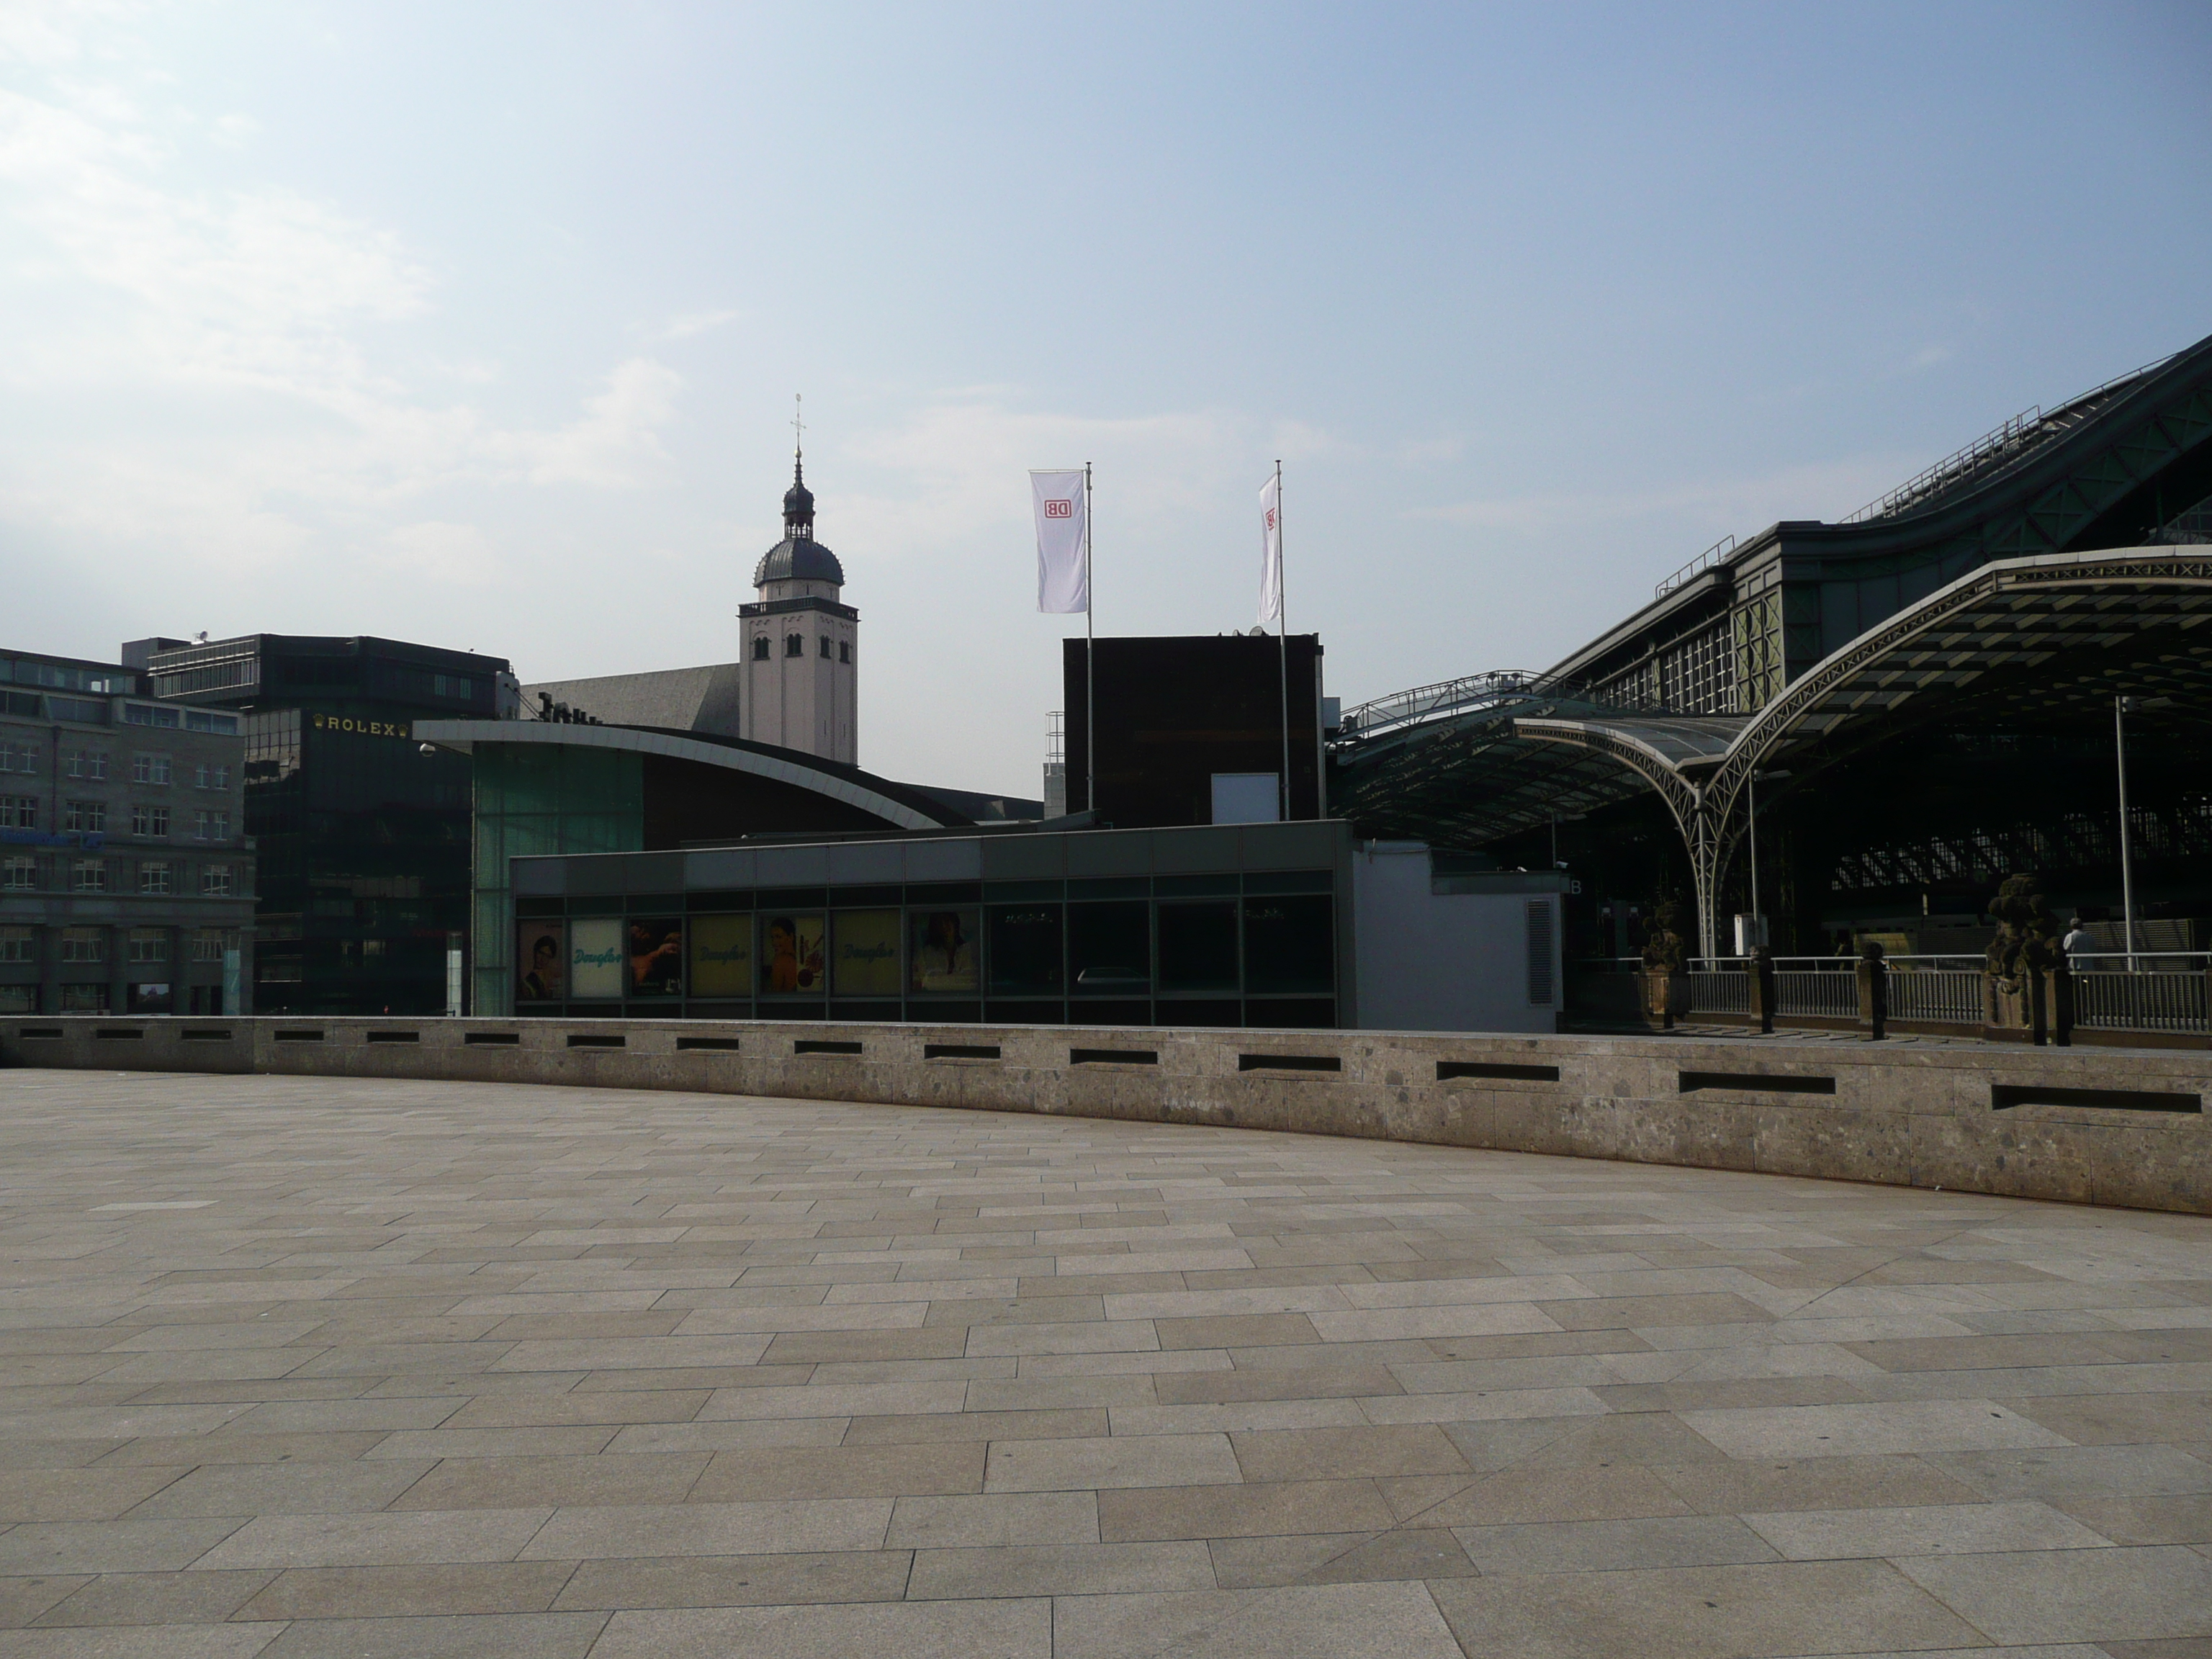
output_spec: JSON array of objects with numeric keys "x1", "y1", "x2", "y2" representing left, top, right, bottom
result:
[
  {"x1": 131, "y1": 753, "x2": 172, "y2": 786},
  {"x1": 202, "y1": 864, "x2": 233, "y2": 897},
  {"x1": 214, "y1": 811, "x2": 229, "y2": 839},
  {"x1": 138, "y1": 861, "x2": 171, "y2": 895},
  {"x1": 194, "y1": 810, "x2": 208, "y2": 840},
  {"x1": 213, "y1": 764, "x2": 229, "y2": 790},
  {"x1": 751, "y1": 636, "x2": 770, "y2": 661},
  {"x1": 71, "y1": 858, "x2": 105, "y2": 893},
  {"x1": 183, "y1": 709, "x2": 237, "y2": 734},
  {"x1": 66, "y1": 748, "x2": 107, "y2": 780},
  {"x1": 0, "y1": 741, "x2": 36, "y2": 774},
  {"x1": 1, "y1": 857, "x2": 36, "y2": 891},
  {"x1": 0, "y1": 795, "x2": 34, "y2": 830},
  {"x1": 0, "y1": 926, "x2": 32, "y2": 964},
  {"x1": 819, "y1": 636, "x2": 833, "y2": 659},
  {"x1": 63, "y1": 800, "x2": 105, "y2": 833},
  {"x1": 125, "y1": 703, "x2": 180, "y2": 729},
  {"x1": 127, "y1": 928, "x2": 169, "y2": 963},
  {"x1": 839, "y1": 641, "x2": 851, "y2": 664},
  {"x1": 60, "y1": 927, "x2": 104, "y2": 963},
  {"x1": 132, "y1": 804, "x2": 169, "y2": 837},
  {"x1": 433, "y1": 673, "x2": 477, "y2": 701},
  {"x1": 785, "y1": 633, "x2": 805, "y2": 658},
  {"x1": 192, "y1": 929, "x2": 227, "y2": 963}
]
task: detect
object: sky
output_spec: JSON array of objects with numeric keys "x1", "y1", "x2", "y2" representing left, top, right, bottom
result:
[{"x1": 4, "y1": 1, "x2": 2208, "y2": 796}]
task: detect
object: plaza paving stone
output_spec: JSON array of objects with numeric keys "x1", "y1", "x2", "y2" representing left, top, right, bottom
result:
[{"x1": 0, "y1": 1066, "x2": 2208, "y2": 1658}]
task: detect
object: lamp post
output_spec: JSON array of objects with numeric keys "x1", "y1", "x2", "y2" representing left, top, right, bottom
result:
[
  {"x1": 2113, "y1": 695, "x2": 2174, "y2": 973},
  {"x1": 1747, "y1": 770, "x2": 1791, "y2": 955}
]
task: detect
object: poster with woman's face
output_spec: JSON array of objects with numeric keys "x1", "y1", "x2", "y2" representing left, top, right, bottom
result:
[
  {"x1": 628, "y1": 918, "x2": 683, "y2": 997},
  {"x1": 760, "y1": 914, "x2": 826, "y2": 995},
  {"x1": 909, "y1": 907, "x2": 979, "y2": 993},
  {"x1": 516, "y1": 922, "x2": 565, "y2": 1001}
]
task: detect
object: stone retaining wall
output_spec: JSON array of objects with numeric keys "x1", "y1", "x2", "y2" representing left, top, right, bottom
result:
[{"x1": 3, "y1": 1015, "x2": 2206, "y2": 1216}]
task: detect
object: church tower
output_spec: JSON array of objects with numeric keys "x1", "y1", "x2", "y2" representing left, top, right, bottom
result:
[{"x1": 739, "y1": 433, "x2": 858, "y2": 763}]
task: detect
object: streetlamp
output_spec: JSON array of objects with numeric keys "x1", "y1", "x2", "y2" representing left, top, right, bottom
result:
[
  {"x1": 2113, "y1": 695, "x2": 2172, "y2": 973},
  {"x1": 1746, "y1": 770, "x2": 1791, "y2": 956}
]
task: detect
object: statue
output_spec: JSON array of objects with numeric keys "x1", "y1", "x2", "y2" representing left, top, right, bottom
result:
[{"x1": 1640, "y1": 899, "x2": 1687, "y2": 974}]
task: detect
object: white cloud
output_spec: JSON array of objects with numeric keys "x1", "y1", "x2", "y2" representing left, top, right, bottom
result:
[{"x1": 653, "y1": 307, "x2": 741, "y2": 341}]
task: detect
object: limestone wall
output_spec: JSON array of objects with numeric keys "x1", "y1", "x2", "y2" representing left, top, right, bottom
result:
[{"x1": 3, "y1": 1015, "x2": 2205, "y2": 1216}]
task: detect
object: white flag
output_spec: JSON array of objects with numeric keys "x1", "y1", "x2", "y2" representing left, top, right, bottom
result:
[
  {"x1": 1257, "y1": 469, "x2": 1283, "y2": 626},
  {"x1": 1031, "y1": 469, "x2": 1089, "y2": 614}
]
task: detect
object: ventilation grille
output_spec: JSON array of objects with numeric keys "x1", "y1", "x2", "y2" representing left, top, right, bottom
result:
[{"x1": 1526, "y1": 900, "x2": 1555, "y2": 1005}]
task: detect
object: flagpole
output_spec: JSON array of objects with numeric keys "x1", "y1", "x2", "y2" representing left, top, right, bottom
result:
[
  {"x1": 1084, "y1": 461, "x2": 1095, "y2": 817},
  {"x1": 1274, "y1": 460, "x2": 1290, "y2": 822}
]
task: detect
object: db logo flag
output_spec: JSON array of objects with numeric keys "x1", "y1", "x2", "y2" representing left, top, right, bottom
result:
[
  {"x1": 1258, "y1": 469, "x2": 1284, "y2": 626},
  {"x1": 1030, "y1": 469, "x2": 1089, "y2": 614}
]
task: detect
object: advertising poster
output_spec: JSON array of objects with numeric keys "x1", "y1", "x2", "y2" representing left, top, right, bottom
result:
[
  {"x1": 689, "y1": 914, "x2": 752, "y2": 998},
  {"x1": 909, "y1": 907, "x2": 979, "y2": 994},
  {"x1": 629, "y1": 918, "x2": 684, "y2": 997},
  {"x1": 832, "y1": 909, "x2": 902, "y2": 997},
  {"x1": 516, "y1": 922, "x2": 565, "y2": 1001},
  {"x1": 569, "y1": 917, "x2": 624, "y2": 999},
  {"x1": 760, "y1": 913, "x2": 826, "y2": 995}
]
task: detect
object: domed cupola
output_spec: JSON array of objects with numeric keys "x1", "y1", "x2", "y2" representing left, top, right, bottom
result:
[{"x1": 753, "y1": 455, "x2": 847, "y2": 588}]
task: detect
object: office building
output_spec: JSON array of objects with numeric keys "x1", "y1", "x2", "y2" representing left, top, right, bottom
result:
[{"x1": 1, "y1": 649, "x2": 255, "y2": 1014}]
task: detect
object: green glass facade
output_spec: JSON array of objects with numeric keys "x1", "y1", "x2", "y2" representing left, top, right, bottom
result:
[{"x1": 470, "y1": 742, "x2": 644, "y2": 1016}]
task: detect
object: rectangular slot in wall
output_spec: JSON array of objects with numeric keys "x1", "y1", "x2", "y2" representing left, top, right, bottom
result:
[
  {"x1": 795, "y1": 1039, "x2": 864, "y2": 1056},
  {"x1": 464, "y1": 1032, "x2": 521, "y2": 1046},
  {"x1": 93, "y1": 1028, "x2": 144, "y2": 1040},
  {"x1": 274, "y1": 1030, "x2": 324, "y2": 1043},
  {"x1": 1679, "y1": 1070, "x2": 1835, "y2": 1095},
  {"x1": 180, "y1": 1028, "x2": 233, "y2": 1042},
  {"x1": 367, "y1": 1031, "x2": 420, "y2": 1045},
  {"x1": 925, "y1": 1043, "x2": 1001, "y2": 1061},
  {"x1": 19, "y1": 1028, "x2": 63, "y2": 1040},
  {"x1": 1992, "y1": 1083, "x2": 2200, "y2": 1114},
  {"x1": 1237, "y1": 1053, "x2": 1341, "y2": 1074},
  {"x1": 1071, "y1": 1047, "x2": 1159, "y2": 1066},
  {"x1": 567, "y1": 1033, "x2": 625, "y2": 1049},
  {"x1": 1439, "y1": 1060, "x2": 1560, "y2": 1083},
  {"x1": 675, "y1": 1037, "x2": 742, "y2": 1051}
]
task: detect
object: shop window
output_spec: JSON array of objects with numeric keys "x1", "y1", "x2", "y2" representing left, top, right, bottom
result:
[
  {"x1": 986, "y1": 904, "x2": 1064, "y2": 996},
  {"x1": 60, "y1": 984, "x2": 109, "y2": 1012},
  {"x1": 0, "y1": 985, "x2": 32, "y2": 1013},
  {"x1": 759, "y1": 913, "x2": 825, "y2": 994},
  {"x1": 138, "y1": 862, "x2": 172, "y2": 896},
  {"x1": 752, "y1": 635, "x2": 770, "y2": 661},
  {"x1": 1069, "y1": 901, "x2": 1150, "y2": 995},
  {"x1": 832, "y1": 909, "x2": 902, "y2": 996},
  {"x1": 1242, "y1": 895, "x2": 1334, "y2": 994},
  {"x1": 909, "y1": 908, "x2": 979, "y2": 994},
  {"x1": 1158, "y1": 901, "x2": 1238, "y2": 992}
]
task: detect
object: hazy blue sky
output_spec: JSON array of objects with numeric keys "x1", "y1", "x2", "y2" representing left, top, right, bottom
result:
[{"x1": 5, "y1": 1, "x2": 2208, "y2": 793}]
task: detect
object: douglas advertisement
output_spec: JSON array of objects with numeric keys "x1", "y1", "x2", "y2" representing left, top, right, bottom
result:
[
  {"x1": 689, "y1": 914, "x2": 752, "y2": 998},
  {"x1": 760, "y1": 914, "x2": 825, "y2": 994},
  {"x1": 629, "y1": 919, "x2": 683, "y2": 997},
  {"x1": 569, "y1": 917, "x2": 624, "y2": 999},
  {"x1": 516, "y1": 922, "x2": 564, "y2": 1001}
]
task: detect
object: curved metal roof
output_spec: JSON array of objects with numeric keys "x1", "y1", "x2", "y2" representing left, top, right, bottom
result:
[{"x1": 752, "y1": 537, "x2": 846, "y2": 588}]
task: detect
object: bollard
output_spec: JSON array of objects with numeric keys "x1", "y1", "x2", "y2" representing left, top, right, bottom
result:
[{"x1": 1750, "y1": 946, "x2": 1776, "y2": 1035}]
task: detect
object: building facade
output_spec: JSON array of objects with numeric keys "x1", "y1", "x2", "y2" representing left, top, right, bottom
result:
[
  {"x1": 138, "y1": 634, "x2": 508, "y2": 1016},
  {"x1": 1, "y1": 649, "x2": 255, "y2": 1015},
  {"x1": 739, "y1": 457, "x2": 858, "y2": 763}
]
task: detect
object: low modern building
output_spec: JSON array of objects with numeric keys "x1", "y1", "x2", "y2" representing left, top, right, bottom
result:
[
  {"x1": 498, "y1": 819, "x2": 1563, "y2": 1033},
  {"x1": 1, "y1": 649, "x2": 256, "y2": 1014},
  {"x1": 135, "y1": 633, "x2": 508, "y2": 1016}
]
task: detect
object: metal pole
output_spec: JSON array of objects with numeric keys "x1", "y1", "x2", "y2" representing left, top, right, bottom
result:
[
  {"x1": 1747, "y1": 772, "x2": 1759, "y2": 956},
  {"x1": 1275, "y1": 460, "x2": 1290, "y2": 822},
  {"x1": 2116, "y1": 693, "x2": 2138, "y2": 971},
  {"x1": 1084, "y1": 462, "x2": 1095, "y2": 817}
]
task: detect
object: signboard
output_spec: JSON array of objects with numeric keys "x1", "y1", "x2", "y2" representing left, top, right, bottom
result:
[
  {"x1": 909, "y1": 907, "x2": 979, "y2": 994},
  {"x1": 760, "y1": 913, "x2": 825, "y2": 995},
  {"x1": 689, "y1": 914, "x2": 752, "y2": 997},
  {"x1": 628, "y1": 918, "x2": 683, "y2": 997},
  {"x1": 832, "y1": 909, "x2": 902, "y2": 996},
  {"x1": 516, "y1": 922, "x2": 564, "y2": 1001},
  {"x1": 569, "y1": 917, "x2": 624, "y2": 999}
]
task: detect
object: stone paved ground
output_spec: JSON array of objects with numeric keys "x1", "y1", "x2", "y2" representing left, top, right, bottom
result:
[{"x1": 0, "y1": 1070, "x2": 2208, "y2": 1659}]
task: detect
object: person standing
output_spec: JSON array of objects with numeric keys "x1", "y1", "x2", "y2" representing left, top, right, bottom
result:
[{"x1": 2062, "y1": 916, "x2": 2098, "y2": 964}]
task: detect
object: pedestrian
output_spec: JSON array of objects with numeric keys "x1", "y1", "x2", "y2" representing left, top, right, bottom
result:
[{"x1": 2061, "y1": 916, "x2": 2097, "y2": 965}]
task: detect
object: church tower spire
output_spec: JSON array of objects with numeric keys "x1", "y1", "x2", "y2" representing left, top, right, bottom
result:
[
  {"x1": 783, "y1": 394, "x2": 815, "y2": 539},
  {"x1": 740, "y1": 394, "x2": 858, "y2": 764}
]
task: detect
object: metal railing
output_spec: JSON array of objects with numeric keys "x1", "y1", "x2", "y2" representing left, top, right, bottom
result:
[
  {"x1": 1886, "y1": 970, "x2": 1984, "y2": 1026},
  {"x1": 1654, "y1": 534, "x2": 1737, "y2": 600},
  {"x1": 2074, "y1": 971, "x2": 2209, "y2": 1033},
  {"x1": 1334, "y1": 670, "x2": 1543, "y2": 742}
]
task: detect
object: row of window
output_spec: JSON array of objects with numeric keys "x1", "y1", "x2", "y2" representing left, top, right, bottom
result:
[
  {"x1": 0, "y1": 745, "x2": 231, "y2": 789},
  {"x1": 750, "y1": 634, "x2": 853, "y2": 663},
  {"x1": 0, "y1": 925, "x2": 238, "y2": 965},
  {"x1": 0, "y1": 799, "x2": 232, "y2": 839},
  {"x1": 0, "y1": 856, "x2": 236, "y2": 896}
]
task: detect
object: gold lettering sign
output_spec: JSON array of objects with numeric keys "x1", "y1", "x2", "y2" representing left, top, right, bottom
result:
[{"x1": 310, "y1": 714, "x2": 410, "y2": 738}]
